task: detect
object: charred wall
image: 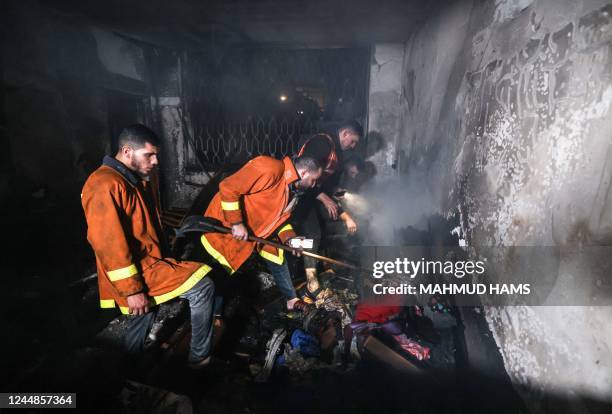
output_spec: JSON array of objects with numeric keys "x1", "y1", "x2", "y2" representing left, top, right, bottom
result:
[
  {"x1": 1, "y1": 0, "x2": 149, "y2": 285},
  {"x1": 393, "y1": 0, "x2": 612, "y2": 411}
]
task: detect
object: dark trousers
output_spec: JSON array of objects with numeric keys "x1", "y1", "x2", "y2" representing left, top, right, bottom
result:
[{"x1": 124, "y1": 276, "x2": 215, "y2": 363}]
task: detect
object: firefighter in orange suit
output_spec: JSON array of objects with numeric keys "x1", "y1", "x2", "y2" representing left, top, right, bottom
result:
[
  {"x1": 201, "y1": 155, "x2": 322, "y2": 312},
  {"x1": 82, "y1": 124, "x2": 215, "y2": 369}
]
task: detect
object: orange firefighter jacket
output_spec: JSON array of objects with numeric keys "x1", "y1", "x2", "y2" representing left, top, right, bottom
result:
[
  {"x1": 201, "y1": 156, "x2": 299, "y2": 273},
  {"x1": 82, "y1": 156, "x2": 210, "y2": 314}
]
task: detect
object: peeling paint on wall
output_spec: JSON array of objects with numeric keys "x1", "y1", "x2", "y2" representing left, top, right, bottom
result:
[
  {"x1": 455, "y1": 5, "x2": 612, "y2": 246},
  {"x1": 397, "y1": 0, "x2": 612, "y2": 410},
  {"x1": 494, "y1": 0, "x2": 536, "y2": 23}
]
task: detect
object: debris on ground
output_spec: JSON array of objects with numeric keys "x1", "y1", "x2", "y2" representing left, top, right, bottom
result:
[
  {"x1": 391, "y1": 334, "x2": 431, "y2": 361},
  {"x1": 118, "y1": 380, "x2": 193, "y2": 414},
  {"x1": 95, "y1": 300, "x2": 187, "y2": 350},
  {"x1": 255, "y1": 328, "x2": 287, "y2": 383}
]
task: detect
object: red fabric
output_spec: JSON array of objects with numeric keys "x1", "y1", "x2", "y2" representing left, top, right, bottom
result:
[{"x1": 354, "y1": 304, "x2": 401, "y2": 323}]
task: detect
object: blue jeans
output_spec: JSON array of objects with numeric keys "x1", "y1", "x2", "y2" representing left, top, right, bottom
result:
[
  {"x1": 124, "y1": 276, "x2": 215, "y2": 363},
  {"x1": 265, "y1": 259, "x2": 297, "y2": 300}
]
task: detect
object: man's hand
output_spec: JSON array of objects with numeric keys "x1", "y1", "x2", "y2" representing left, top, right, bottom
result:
[
  {"x1": 317, "y1": 193, "x2": 339, "y2": 220},
  {"x1": 286, "y1": 238, "x2": 303, "y2": 257},
  {"x1": 231, "y1": 223, "x2": 249, "y2": 241},
  {"x1": 340, "y1": 211, "x2": 358, "y2": 234},
  {"x1": 127, "y1": 292, "x2": 150, "y2": 315}
]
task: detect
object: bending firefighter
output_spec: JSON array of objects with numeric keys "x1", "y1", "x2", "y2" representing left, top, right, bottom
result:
[{"x1": 201, "y1": 155, "x2": 323, "y2": 312}]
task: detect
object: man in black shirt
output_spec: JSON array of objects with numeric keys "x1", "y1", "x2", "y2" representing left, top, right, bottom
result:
[{"x1": 292, "y1": 120, "x2": 363, "y2": 304}]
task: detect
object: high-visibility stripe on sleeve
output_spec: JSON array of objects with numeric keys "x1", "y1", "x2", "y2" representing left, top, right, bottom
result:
[
  {"x1": 99, "y1": 299, "x2": 129, "y2": 314},
  {"x1": 107, "y1": 264, "x2": 139, "y2": 281},
  {"x1": 221, "y1": 201, "x2": 240, "y2": 211},
  {"x1": 152, "y1": 265, "x2": 212, "y2": 305},
  {"x1": 278, "y1": 223, "x2": 293, "y2": 234},
  {"x1": 201, "y1": 235, "x2": 235, "y2": 274},
  {"x1": 100, "y1": 265, "x2": 212, "y2": 315},
  {"x1": 259, "y1": 248, "x2": 285, "y2": 265}
]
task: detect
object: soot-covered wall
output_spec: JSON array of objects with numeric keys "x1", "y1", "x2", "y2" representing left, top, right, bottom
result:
[
  {"x1": 395, "y1": 0, "x2": 612, "y2": 411},
  {"x1": 1, "y1": 0, "x2": 149, "y2": 283}
]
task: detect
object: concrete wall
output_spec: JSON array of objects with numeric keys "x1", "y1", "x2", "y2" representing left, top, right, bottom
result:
[
  {"x1": 149, "y1": 59, "x2": 211, "y2": 208},
  {"x1": 367, "y1": 44, "x2": 405, "y2": 178},
  {"x1": 156, "y1": 97, "x2": 208, "y2": 209},
  {"x1": 391, "y1": 0, "x2": 612, "y2": 411}
]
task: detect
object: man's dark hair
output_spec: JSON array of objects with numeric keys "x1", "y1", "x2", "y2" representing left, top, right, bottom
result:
[
  {"x1": 117, "y1": 124, "x2": 160, "y2": 150},
  {"x1": 337, "y1": 119, "x2": 364, "y2": 138},
  {"x1": 294, "y1": 155, "x2": 321, "y2": 173}
]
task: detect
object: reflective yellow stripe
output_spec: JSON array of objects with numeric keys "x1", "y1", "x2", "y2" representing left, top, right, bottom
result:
[
  {"x1": 99, "y1": 299, "x2": 129, "y2": 314},
  {"x1": 221, "y1": 201, "x2": 240, "y2": 211},
  {"x1": 152, "y1": 265, "x2": 211, "y2": 305},
  {"x1": 278, "y1": 223, "x2": 293, "y2": 234},
  {"x1": 201, "y1": 234, "x2": 235, "y2": 274},
  {"x1": 99, "y1": 265, "x2": 211, "y2": 314},
  {"x1": 259, "y1": 248, "x2": 285, "y2": 265},
  {"x1": 107, "y1": 264, "x2": 138, "y2": 281}
]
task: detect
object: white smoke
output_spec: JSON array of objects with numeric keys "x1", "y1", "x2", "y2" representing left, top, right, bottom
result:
[{"x1": 344, "y1": 171, "x2": 439, "y2": 245}]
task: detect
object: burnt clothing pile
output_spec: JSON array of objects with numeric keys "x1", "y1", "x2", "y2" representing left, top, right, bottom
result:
[
  {"x1": 248, "y1": 266, "x2": 460, "y2": 386},
  {"x1": 345, "y1": 298, "x2": 458, "y2": 376}
]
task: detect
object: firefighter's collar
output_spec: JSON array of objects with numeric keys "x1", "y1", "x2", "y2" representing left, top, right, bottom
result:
[
  {"x1": 282, "y1": 156, "x2": 299, "y2": 185},
  {"x1": 103, "y1": 155, "x2": 140, "y2": 187}
]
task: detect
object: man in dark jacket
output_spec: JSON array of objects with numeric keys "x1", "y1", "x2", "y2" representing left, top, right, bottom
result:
[{"x1": 292, "y1": 120, "x2": 363, "y2": 304}]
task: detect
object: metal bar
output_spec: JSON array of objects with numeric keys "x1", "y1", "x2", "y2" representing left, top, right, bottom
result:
[{"x1": 206, "y1": 222, "x2": 368, "y2": 272}]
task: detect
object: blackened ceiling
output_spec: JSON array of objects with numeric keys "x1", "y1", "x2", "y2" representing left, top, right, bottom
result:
[{"x1": 47, "y1": 0, "x2": 454, "y2": 49}]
